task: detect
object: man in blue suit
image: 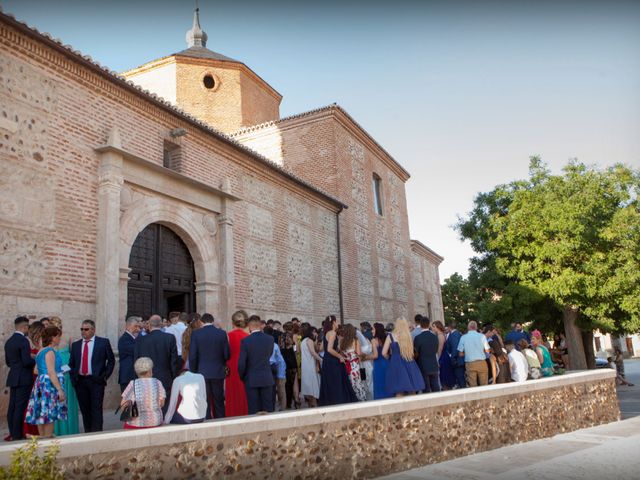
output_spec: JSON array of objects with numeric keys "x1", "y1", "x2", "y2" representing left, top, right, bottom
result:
[
  {"x1": 444, "y1": 322, "x2": 466, "y2": 388},
  {"x1": 414, "y1": 316, "x2": 441, "y2": 393},
  {"x1": 117, "y1": 316, "x2": 140, "y2": 392},
  {"x1": 189, "y1": 313, "x2": 230, "y2": 419},
  {"x1": 4, "y1": 316, "x2": 35, "y2": 441},
  {"x1": 69, "y1": 319, "x2": 115, "y2": 432},
  {"x1": 238, "y1": 316, "x2": 275, "y2": 414}
]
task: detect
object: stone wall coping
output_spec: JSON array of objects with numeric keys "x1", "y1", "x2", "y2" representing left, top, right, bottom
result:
[{"x1": 0, "y1": 370, "x2": 615, "y2": 464}]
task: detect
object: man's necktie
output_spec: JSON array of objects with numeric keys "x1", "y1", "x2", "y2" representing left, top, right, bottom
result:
[{"x1": 81, "y1": 340, "x2": 90, "y2": 375}]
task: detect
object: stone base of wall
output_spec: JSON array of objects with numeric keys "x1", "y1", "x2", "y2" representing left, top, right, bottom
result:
[{"x1": 0, "y1": 371, "x2": 619, "y2": 479}]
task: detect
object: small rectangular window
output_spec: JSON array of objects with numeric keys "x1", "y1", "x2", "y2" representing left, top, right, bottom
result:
[
  {"x1": 163, "y1": 141, "x2": 182, "y2": 170},
  {"x1": 372, "y1": 173, "x2": 383, "y2": 216}
]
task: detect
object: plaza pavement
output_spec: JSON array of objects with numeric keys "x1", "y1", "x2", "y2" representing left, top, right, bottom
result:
[{"x1": 378, "y1": 359, "x2": 640, "y2": 480}]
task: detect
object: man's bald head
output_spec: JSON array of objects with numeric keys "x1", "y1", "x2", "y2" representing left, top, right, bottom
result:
[{"x1": 149, "y1": 315, "x2": 163, "y2": 330}]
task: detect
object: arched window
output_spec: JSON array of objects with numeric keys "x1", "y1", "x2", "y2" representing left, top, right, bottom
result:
[{"x1": 372, "y1": 173, "x2": 383, "y2": 216}]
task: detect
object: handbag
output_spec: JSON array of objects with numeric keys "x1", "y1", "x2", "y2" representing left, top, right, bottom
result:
[
  {"x1": 359, "y1": 367, "x2": 366, "y2": 381},
  {"x1": 115, "y1": 380, "x2": 139, "y2": 422}
]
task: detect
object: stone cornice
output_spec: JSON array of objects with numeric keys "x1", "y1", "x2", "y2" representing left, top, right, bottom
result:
[
  {"x1": 95, "y1": 144, "x2": 241, "y2": 204},
  {"x1": 411, "y1": 239, "x2": 444, "y2": 265}
]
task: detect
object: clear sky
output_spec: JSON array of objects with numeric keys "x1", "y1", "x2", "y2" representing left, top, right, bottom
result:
[{"x1": 4, "y1": 0, "x2": 639, "y2": 280}]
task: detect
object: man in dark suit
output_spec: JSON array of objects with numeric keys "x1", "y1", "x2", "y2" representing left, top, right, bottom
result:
[
  {"x1": 238, "y1": 316, "x2": 275, "y2": 414},
  {"x1": 117, "y1": 316, "x2": 140, "y2": 392},
  {"x1": 134, "y1": 314, "x2": 180, "y2": 413},
  {"x1": 4, "y1": 316, "x2": 35, "y2": 441},
  {"x1": 189, "y1": 313, "x2": 230, "y2": 419},
  {"x1": 413, "y1": 316, "x2": 441, "y2": 393},
  {"x1": 444, "y1": 322, "x2": 466, "y2": 388},
  {"x1": 69, "y1": 319, "x2": 115, "y2": 432}
]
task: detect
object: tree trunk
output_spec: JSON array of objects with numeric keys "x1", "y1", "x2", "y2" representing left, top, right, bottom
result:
[
  {"x1": 563, "y1": 305, "x2": 588, "y2": 370},
  {"x1": 581, "y1": 330, "x2": 596, "y2": 370}
]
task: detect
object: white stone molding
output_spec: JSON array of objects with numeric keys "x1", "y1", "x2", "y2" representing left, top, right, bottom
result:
[
  {"x1": 95, "y1": 140, "x2": 240, "y2": 342},
  {"x1": 96, "y1": 144, "x2": 124, "y2": 341}
]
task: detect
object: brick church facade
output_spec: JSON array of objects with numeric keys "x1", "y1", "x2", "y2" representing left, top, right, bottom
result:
[{"x1": 0, "y1": 6, "x2": 444, "y2": 357}]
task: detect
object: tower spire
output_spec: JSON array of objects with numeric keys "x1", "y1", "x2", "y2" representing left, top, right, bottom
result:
[{"x1": 186, "y1": 1, "x2": 208, "y2": 48}]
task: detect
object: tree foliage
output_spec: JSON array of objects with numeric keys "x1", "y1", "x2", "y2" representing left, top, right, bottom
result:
[
  {"x1": 456, "y1": 157, "x2": 640, "y2": 366},
  {"x1": 0, "y1": 437, "x2": 63, "y2": 480},
  {"x1": 440, "y1": 273, "x2": 478, "y2": 326}
]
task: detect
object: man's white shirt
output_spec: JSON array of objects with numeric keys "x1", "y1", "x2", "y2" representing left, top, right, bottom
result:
[
  {"x1": 508, "y1": 349, "x2": 528, "y2": 383},
  {"x1": 164, "y1": 322, "x2": 187, "y2": 356}
]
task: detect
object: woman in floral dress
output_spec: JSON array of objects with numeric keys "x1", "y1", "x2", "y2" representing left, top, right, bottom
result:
[
  {"x1": 340, "y1": 324, "x2": 367, "y2": 402},
  {"x1": 25, "y1": 326, "x2": 67, "y2": 438}
]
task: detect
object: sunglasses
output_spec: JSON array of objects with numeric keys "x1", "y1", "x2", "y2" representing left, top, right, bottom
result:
[{"x1": 80, "y1": 327, "x2": 93, "y2": 331}]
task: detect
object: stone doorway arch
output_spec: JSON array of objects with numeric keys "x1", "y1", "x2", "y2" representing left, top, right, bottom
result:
[{"x1": 118, "y1": 196, "x2": 221, "y2": 331}]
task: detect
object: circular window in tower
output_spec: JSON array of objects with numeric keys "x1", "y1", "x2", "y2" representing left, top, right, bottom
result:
[{"x1": 203, "y1": 74, "x2": 216, "y2": 89}]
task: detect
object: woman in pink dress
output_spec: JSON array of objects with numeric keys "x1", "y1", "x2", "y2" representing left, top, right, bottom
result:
[{"x1": 225, "y1": 311, "x2": 249, "y2": 417}]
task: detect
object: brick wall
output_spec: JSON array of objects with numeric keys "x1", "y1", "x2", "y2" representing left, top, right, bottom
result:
[{"x1": 235, "y1": 108, "x2": 434, "y2": 325}]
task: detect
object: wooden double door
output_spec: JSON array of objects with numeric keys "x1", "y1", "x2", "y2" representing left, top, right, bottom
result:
[{"x1": 127, "y1": 223, "x2": 196, "y2": 319}]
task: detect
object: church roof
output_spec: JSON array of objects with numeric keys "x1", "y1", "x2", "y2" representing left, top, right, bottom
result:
[
  {"x1": 173, "y1": 46, "x2": 240, "y2": 63},
  {"x1": 0, "y1": 10, "x2": 343, "y2": 210}
]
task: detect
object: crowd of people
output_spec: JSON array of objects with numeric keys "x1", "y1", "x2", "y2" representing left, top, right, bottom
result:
[{"x1": 4, "y1": 312, "x2": 629, "y2": 439}]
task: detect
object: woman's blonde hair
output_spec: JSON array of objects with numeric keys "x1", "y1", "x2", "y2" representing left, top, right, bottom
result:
[
  {"x1": 392, "y1": 318, "x2": 414, "y2": 361},
  {"x1": 48, "y1": 316, "x2": 62, "y2": 330}
]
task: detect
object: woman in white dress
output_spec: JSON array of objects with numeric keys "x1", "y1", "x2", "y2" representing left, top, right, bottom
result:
[
  {"x1": 300, "y1": 324, "x2": 322, "y2": 407},
  {"x1": 356, "y1": 328, "x2": 374, "y2": 400}
]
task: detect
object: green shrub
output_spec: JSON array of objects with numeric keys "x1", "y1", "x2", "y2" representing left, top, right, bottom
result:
[{"x1": 0, "y1": 437, "x2": 63, "y2": 480}]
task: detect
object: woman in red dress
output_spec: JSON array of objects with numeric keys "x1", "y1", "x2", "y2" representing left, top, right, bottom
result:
[{"x1": 225, "y1": 310, "x2": 249, "y2": 417}]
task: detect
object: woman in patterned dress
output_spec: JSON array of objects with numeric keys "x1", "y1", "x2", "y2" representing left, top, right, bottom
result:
[
  {"x1": 120, "y1": 357, "x2": 166, "y2": 429},
  {"x1": 340, "y1": 324, "x2": 367, "y2": 402},
  {"x1": 25, "y1": 326, "x2": 67, "y2": 438}
]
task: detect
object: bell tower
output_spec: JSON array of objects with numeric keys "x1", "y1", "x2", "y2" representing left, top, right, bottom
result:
[{"x1": 122, "y1": 6, "x2": 281, "y2": 134}]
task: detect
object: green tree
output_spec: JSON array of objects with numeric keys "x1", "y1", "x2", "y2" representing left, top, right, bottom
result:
[
  {"x1": 441, "y1": 273, "x2": 478, "y2": 325},
  {"x1": 457, "y1": 158, "x2": 640, "y2": 369}
]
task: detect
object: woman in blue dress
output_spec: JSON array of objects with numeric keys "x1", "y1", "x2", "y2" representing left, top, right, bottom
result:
[
  {"x1": 25, "y1": 326, "x2": 68, "y2": 438},
  {"x1": 49, "y1": 316, "x2": 79, "y2": 436},
  {"x1": 382, "y1": 318, "x2": 425, "y2": 397},
  {"x1": 318, "y1": 315, "x2": 357, "y2": 406},
  {"x1": 433, "y1": 321, "x2": 455, "y2": 389},
  {"x1": 370, "y1": 322, "x2": 392, "y2": 399}
]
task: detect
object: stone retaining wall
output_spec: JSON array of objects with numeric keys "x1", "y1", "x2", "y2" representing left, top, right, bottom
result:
[{"x1": 0, "y1": 370, "x2": 619, "y2": 479}]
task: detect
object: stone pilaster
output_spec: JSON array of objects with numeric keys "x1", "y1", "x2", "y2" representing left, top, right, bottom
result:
[
  {"x1": 96, "y1": 129, "x2": 124, "y2": 343},
  {"x1": 194, "y1": 281, "x2": 219, "y2": 319},
  {"x1": 217, "y1": 187, "x2": 235, "y2": 329}
]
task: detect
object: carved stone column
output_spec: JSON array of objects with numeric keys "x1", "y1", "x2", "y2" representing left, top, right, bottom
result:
[
  {"x1": 217, "y1": 181, "x2": 236, "y2": 329},
  {"x1": 95, "y1": 129, "x2": 124, "y2": 343}
]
